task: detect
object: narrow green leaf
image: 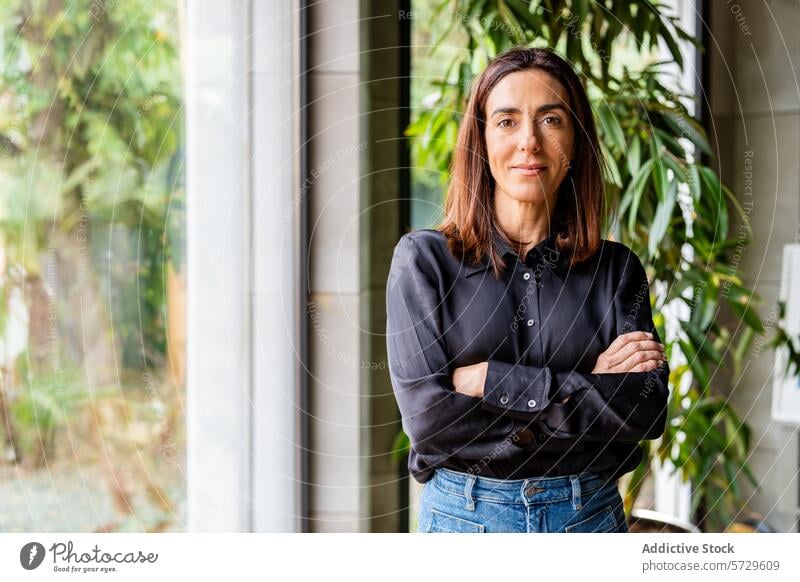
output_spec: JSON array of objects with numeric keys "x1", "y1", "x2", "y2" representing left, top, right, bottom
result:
[
  {"x1": 626, "y1": 158, "x2": 654, "y2": 233},
  {"x1": 648, "y1": 174, "x2": 677, "y2": 256},
  {"x1": 728, "y1": 301, "x2": 766, "y2": 334},
  {"x1": 596, "y1": 101, "x2": 626, "y2": 153},
  {"x1": 627, "y1": 134, "x2": 641, "y2": 176},
  {"x1": 649, "y1": 132, "x2": 667, "y2": 202}
]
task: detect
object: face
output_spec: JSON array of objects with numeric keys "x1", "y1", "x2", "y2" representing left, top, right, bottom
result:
[{"x1": 483, "y1": 69, "x2": 575, "y2": 208}]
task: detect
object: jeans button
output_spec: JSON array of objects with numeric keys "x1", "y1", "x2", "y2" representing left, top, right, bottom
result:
[{"x1": 524, "y1": 484, "x2": 545, "y2": 497}]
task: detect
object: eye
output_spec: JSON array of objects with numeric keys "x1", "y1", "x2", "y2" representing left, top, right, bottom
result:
[
  {"x1": 542, "y1": 115, "x2": 562, "y2": 125},
  {"x1": 497, "y1": 118, "x2": 515, "y2": 128}
]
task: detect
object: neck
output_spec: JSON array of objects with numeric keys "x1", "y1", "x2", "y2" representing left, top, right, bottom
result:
[{"x1": 493, "y1": 187, "x2": 551, "y2": 257}]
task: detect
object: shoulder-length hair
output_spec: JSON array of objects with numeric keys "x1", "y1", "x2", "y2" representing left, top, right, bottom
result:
[{"x1": 438, "y1": 46, "x2": 607, "y2": 279}]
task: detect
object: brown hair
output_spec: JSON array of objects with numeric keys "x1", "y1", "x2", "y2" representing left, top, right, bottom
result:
[{"x1": 438, "y1": 46, "x2": 607, "y2": 278}]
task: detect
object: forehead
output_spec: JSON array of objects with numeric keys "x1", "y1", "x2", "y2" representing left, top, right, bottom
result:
[{"x1": 485, "y1": 69, "x2": 570, "y2": 112}]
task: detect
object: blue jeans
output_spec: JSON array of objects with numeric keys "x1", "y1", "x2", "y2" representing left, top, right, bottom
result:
[{"x1": 417, "y1": 467, "x2": 629, "y2": 533}]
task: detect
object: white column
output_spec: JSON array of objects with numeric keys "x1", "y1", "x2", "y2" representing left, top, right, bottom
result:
[
  {"x1": 250, "y1": 0, "x2": 303, "y2": 532},
  {"x1": 186, "y1": 0, "x2": 301, "y2": 531}
]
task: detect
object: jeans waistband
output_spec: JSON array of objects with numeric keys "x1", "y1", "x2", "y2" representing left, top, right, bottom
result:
[{"x1": 431, "y1": 467, "x2": 611, "y2": 509}]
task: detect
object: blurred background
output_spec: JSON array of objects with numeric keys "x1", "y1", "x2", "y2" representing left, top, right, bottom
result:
[{"x1": 0, "y1": 0, "x2": 798, "y2": 533}]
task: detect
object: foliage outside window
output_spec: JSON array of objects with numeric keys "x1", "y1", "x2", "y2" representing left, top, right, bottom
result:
[{"x1": 0, "y1": 0, "x2": 184, "y2": 532}]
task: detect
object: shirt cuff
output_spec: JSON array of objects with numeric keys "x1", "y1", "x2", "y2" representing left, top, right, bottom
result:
[{"x1": 482, "y1": 359, "x2": 552, "y2": 420}]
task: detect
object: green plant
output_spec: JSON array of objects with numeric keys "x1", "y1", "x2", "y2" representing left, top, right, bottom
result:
[{"x1": 402, "y1": 0, "x2": 768, "y2": 531}]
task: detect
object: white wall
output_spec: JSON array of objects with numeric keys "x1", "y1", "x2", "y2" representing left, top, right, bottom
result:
[{"x1": 709, "y1": 0, "x2": 800, "y2": 532}]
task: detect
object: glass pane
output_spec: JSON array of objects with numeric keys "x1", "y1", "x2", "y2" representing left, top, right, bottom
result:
[
  {"x1": 409, "y1": 0, "x2": 465, "y2": 230},
  {"x1": 0, "y1": 0, "x2": 185, "y2": 532}
]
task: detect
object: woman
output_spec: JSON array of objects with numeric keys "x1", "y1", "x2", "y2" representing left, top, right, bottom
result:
[{"x1": 386, "y1": 47, "x2": 670, "y2": 533}]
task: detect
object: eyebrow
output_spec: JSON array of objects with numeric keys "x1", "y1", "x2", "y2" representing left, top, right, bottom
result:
[{"x1": 490, "y1": 103, "x2": 568, "y2": 118}]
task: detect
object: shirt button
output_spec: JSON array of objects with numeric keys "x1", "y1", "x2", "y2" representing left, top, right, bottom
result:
[
  {"x1": 527, "y1": 319, "x2": 535, "y2": 326},
  {"x1": 500, "y1": 394, "x2": 509, "y2": 405},
  {"x1": 523, "y1": 272, "x2": 531, "y2": 280},
  {"x1": 527, "y1": 399, "x2": 537, "y2": 408}
]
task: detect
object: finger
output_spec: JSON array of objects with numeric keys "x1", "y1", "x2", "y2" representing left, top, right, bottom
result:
[
  {"x1": 607, "y1": 340, "x2": 664, "y2": 367},
  {"x1": 618, "y1": 349, "x2": 664, "y2": 372},
  {"x1": 606, "y1": 331, "x2": 654, "y2": 355},
  {"x1": 631, "y1": 359, "x2": 661, "y2": 373}
]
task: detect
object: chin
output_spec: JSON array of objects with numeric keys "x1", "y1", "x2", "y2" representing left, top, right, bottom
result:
[{"x1": 505, "y1": 185, "x2": 548, "y2": 204}]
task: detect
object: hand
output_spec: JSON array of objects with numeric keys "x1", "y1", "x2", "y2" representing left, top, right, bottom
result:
[
  {"x1": 451, "y1": 362, "x2": 488, "y2": 398},
  {"x1": 592, "y1": 331, "x2": 666, "y2": 374}
]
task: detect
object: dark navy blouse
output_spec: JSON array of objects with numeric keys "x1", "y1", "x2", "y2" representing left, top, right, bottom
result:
[{"x1": 386, "y1": 228, "x2": 669, "y2": 484}]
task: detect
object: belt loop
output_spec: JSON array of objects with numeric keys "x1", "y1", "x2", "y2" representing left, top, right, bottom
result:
[
  {"x1": 464, "y1": 474, "x2": 477, "y2": 511},
  {"x1": 570, "y1": 475, "x2": 582, "y2": 511}
]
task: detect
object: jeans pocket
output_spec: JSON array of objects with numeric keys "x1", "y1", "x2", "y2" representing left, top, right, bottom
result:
[
  {"x1": 427, "y1": 509, "x2": 485, "y2": 533},
  {"x1": 564, "y1": 505, "x2": 618, "y2": 533}
]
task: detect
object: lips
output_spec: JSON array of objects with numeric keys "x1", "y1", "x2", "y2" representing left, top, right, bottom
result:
[{"x1": 511, "y1": 164, "x2": 547, "y2": 176}]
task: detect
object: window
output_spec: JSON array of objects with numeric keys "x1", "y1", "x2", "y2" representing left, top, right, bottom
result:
[{"x1": 0, "y1": 0, "x2": 185, "y2": 532}]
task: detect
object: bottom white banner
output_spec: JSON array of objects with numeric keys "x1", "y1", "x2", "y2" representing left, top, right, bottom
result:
[{"x1": 1, "y1": 533, "x2": 798, "y2": 581}]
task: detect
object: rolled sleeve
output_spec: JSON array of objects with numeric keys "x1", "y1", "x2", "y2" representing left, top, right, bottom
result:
[{"x1": 482, "y1": 360, "x2": 552, "y2": 418}]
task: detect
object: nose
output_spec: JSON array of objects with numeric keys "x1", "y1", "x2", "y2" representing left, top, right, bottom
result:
[{"x1": 519, "y1": 118, "x2": 541, "y2": 152}]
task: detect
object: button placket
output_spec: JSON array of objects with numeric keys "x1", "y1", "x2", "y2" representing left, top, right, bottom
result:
[{"x1": 532, "y1": 259, "x2": 546, "y2": 368}]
